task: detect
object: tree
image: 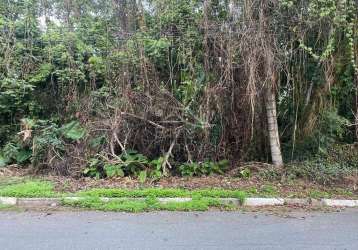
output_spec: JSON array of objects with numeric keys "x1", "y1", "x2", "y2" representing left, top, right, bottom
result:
[{"x1": 265, "y1": 81, "x2": 283, "y2": 166}]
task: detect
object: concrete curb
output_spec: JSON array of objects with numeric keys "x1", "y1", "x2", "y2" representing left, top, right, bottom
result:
[
  {"x1": 17, "y1": 198, "x2": 60, "y2": 207},
  {"x1": 284, "y1": 198, "x2": 310, "y2": 206},
  {"x1": 0, "y1": 197, "x2": 17, "y2": 206},
  {"x1": 244, "y1": 198, "x2": 285, "y2": 206},
  {"x1": 1, "y1": 197, "x2": 358, "y2": 208},
  {"x1": 321, "y1": 199, "x2": 358, "y2": 207}
]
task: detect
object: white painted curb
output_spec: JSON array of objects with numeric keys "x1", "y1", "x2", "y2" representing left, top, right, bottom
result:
[
  {"x1": 0, "y1": 197, "x2": 17, "y2": 205},
  {"x1": 17, "y1": 198, "x2": 60, "y2": 207},
  {"x1": 218, "y1": 198, "x2": 242, "y2": 206},
  {"x1": 321, "y1": 199, "x2": 358, "y2": 207},
  {"x1": 2, "y1": 197, "x2": 358, "y2": 208},
  {"x1": 244, "y1": 198, "x2": 285, "y2": 206},
  {"x1": 158, "y1": 197, "x2": 193, "y2": 203}
]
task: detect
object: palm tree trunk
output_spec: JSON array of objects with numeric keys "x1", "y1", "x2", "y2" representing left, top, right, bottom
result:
[
  {"x1": 265, "y1": 85, "x2": 283, "y2": 166},
  {"x1": 355, "y1": 73, "x2": 358, "y2": 141}
]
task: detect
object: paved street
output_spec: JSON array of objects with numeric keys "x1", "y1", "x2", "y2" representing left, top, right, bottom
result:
[{"x1": 1, "y1": 210, "x2": 358, "y2": 250}]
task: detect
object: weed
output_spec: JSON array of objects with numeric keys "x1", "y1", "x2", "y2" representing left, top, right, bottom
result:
[
  {"x1": 77, "y1": 188, "x2": 189, "y2": 198},
  {"x1": 61, "y1": 197, "x2": 149, "y2": 212},
  {"x1": 62, "y1": 196, "x2": 233, "y2": 212},
  {"x1": 160, "y1": 199, "x2": 209, "y2": 211},
  {"x1": 76, "y1": 188, "x2": 246, "y2": 203}
]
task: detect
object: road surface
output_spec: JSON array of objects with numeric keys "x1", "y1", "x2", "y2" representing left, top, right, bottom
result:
[{"x1": 1, "y1": 210, "x2": 358, "y2": 250}]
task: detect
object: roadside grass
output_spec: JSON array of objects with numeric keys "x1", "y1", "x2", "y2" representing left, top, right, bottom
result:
[
  {"x1": 61, "y1": 196, "x2": 236, "y2": 212},
  {"x1": 0, "y1": 177, "x2": 357, "y2": 213},
  {"x1": 0, "y1": 177, "x2": 354, "y2": 200},
  {"x1": 0, "y1": 180, "x2": 56, "y2": 198},
  {"x1": 72, "y1": 186, "x2": 358, "y2": 201},
  {"x1": 76, "y1": 188, "x2": 246, "y2": 201},
  {"x1": 67, "y1": 188, "x2": 245, "y2": 211}
]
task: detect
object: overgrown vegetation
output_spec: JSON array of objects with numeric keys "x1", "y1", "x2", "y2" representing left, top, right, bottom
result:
[{"x1": 0, "y1": 0, "x2": 357, "y2": 182}]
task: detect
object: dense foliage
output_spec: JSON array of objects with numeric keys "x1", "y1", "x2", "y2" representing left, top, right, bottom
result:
[{"x1": 0, "y1": 0, "x2": 357, "y2": 180}]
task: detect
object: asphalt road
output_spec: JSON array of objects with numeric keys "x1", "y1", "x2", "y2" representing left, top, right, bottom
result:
[{"x1": 1, "y1": 210, "x2": 358, "y2": 250}]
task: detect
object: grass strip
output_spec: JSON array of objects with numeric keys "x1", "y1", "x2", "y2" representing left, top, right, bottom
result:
[
  {"x1": 0, "y1": 180, "x2": 56, "y2": 198},
  {"x1": 76, "y1": 188, "x2": 246, "y2": 203},
  {"x1": 1, "y1": 177, "x2": 354, "y2": 201},
  {"x1": 61, "y1": 196, "x2": 236, "y2": 212}
]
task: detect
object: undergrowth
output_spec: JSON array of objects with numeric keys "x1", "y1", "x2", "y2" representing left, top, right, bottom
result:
[{"x1": 258, "y1": 144, "x2": 358, "y2": 185}]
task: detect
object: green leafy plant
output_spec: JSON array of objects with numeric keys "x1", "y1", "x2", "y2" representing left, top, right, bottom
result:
[
  {"x1": 83, "y1": 151, "x2": 164, "y2": 182},
  {"x1": 83, "y1": 158, "x2": 103, "y2": 178},
  {"x1": 0, "y1": 142, "x2": 32, "y2": 166},
  {"x1": 119, "y1": 150, "x2": 150, "y2": 176},
  {"x1": 7, "y1": 119, "x2": 86, "y2": 168},
  {"x1": 179, "y1": 160, "x2": 229, "y2": 177},
  {"x1": 60, "y1": 121, "x2": 87, "y2": 141},
  {"x1": 31, "y1": 121, "x2": 64, "y2": 167}
]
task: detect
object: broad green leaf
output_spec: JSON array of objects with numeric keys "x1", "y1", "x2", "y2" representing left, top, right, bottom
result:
[
  {"x1": 15, "y1": 150, "x2": 32, "y2": 163},
  {"x1": 61, "y1": 121, "x2": 86, "y2": 140}
]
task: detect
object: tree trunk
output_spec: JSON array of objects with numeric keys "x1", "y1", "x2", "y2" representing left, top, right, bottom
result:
[
  {"x1": 265, "y1": 85, "x2": 283, "y2": 166},
  {"x1": 355, "y1": 73, "x2": 358, "y2": 141}
]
